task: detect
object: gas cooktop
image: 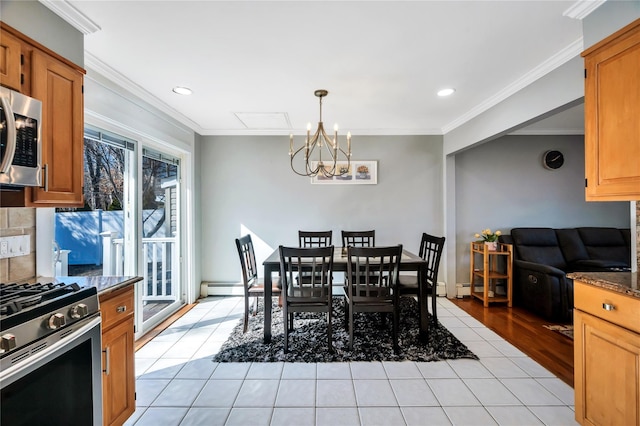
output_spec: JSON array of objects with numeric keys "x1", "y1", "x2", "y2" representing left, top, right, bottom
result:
[{"x1": 0, "y1": 281, "x2": 99, "y2": 358}]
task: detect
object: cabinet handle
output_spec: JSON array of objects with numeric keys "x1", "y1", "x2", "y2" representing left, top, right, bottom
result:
[
  {"x1": 602, "y1": 303, "x2": 615, "y2": 311},
  {"x1": 116, "y1": 306, "x2": 127, "y2": 313},
  {"x1": 103, "y1": 347, "x2": 110, "y2": 375},
  {"x1": 42, "y1": 164, "x2": 49, "y2": 191}
]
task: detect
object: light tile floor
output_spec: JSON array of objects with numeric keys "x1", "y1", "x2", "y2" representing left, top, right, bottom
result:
[{"x1": 125, "y1": 296, "x2": 578, "y2": 426}]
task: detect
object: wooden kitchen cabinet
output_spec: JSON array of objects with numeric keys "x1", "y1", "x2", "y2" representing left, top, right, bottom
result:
[
  {"x1": 574, "y1": 280, "x2": 640, "y2": 425},
  {"x1": 0, "y1": 28, "x2": 22, "y2": 91},
  {"x1": 582, "y1": 18, "x2": 640, "y2": 201},
  {"x1": 27, "y1": 49, "x2": 84, "y2": 206},
  {"x1": 100, "y1": 285, "x2": 136, "y2": 426},
  {"x1": 0, "y1": 22, "x2": 85, "y2": 207}
]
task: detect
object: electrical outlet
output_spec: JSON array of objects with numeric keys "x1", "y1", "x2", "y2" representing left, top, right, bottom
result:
[{"x1": 0, "y1": 235, "x2": 30, "y2": 259}]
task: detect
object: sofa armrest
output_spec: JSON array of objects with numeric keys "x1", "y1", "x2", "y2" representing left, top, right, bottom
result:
[{"x1": 512, "y1": 259, "x2": 572, "y2": 322}]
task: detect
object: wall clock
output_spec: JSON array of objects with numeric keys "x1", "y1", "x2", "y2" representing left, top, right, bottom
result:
[{"x1": 543, "y1": 150, "x2": 564, "y2": 170}]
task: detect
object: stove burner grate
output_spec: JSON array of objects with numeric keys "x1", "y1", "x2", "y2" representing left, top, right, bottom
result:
[{"x1": 0, "y1": 282, "x2": 81, "y2": 316}]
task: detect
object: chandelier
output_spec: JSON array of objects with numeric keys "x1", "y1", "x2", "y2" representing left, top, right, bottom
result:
[{"x1": 289, "y1": 90, "x2": 352, "y2": 177}]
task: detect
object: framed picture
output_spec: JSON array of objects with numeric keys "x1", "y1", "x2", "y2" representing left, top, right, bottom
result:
[{"x1": 310, "y1": 160, "x2": 377, "y2": 185}]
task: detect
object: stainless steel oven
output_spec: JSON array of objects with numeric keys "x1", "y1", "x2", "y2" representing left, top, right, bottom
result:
[{"x1": 0, "y1": 282, "x2": 102, "y2": 425}]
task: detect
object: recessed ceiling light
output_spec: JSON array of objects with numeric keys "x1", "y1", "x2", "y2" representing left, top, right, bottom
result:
[
  {"x1": 172, "y1": 86, "x2": 192, "y2": 95},
  {"x1": 437, "y1": 88, "x2": 455, "y2": 97}
]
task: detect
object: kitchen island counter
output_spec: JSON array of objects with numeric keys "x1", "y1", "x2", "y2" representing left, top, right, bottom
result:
[
  {"x1": 567, "y1": 271, "x2": 639, "y2": 298},
  {"x1": 570, "y1": 270, "x2": 639, "y2": 425}
]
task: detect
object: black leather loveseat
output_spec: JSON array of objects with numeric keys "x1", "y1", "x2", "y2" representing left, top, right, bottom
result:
[{"x1": 499, "y1": 227, "x2": 631, "y2": 322}]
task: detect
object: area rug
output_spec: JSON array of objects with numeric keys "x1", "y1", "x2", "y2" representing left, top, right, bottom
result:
[
  {"x1": 543, "y1": 324, "x2": 574, "y2": 340},
  {"x1": 213, "y1": 297, "x2": 478, "y2": 363}
]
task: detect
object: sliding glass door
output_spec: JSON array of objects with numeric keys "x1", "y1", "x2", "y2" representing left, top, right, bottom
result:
[
  {"x1": 54, "y1": 127, "x2": 135, "y2": 278},
  {"x1": 55, "y1": 126, "x2": 184, "y2": 336},
  {"x1": 138, "y1": 147, "x2": 182, "y2": 333}
]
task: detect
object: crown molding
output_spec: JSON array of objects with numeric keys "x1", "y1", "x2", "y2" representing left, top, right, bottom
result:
[
  {"x1": 85, "y1": 51, "x2": 204, "y2": 134},
  {"x1": 563, "y1": 0, "x2": 607, "y2": 20},
  {"x1": 38, "y1": 0, "x2": 101, "y2": 34},
  {"x1": 441, "y1": 37, "x2": 584, "y2": 135}
]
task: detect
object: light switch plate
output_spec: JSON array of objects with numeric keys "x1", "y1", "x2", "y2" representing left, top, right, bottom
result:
[{"x1": 0, "y1": 235, "x2": 30, "y2": 259}]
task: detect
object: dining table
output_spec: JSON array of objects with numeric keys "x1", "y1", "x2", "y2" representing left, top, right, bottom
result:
[{"x1": 262, "y1": 246, "x2": 430, "y2": 343}]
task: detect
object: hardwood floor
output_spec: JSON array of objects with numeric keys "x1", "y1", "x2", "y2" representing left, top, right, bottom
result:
[{"x1": 450, "y1": 296, "x2": 574, "y2": 387}]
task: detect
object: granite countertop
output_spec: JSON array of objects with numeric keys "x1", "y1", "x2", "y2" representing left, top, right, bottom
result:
[
  {"x1": 567, "y1": 271, "x2": 639, "y2": 298},
  {"x1": 49, "y1": 275, "x2": 143, "y2": 296}
]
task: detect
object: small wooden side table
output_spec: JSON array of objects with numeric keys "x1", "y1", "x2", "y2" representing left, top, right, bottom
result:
[{"x1": 470, "y1": 242, "x2": 513, "y2": 307}]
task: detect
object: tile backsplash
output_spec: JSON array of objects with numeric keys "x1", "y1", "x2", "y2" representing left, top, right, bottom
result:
[{"x1": 0, "y1": 207, "x2": 37, "y2": 282}]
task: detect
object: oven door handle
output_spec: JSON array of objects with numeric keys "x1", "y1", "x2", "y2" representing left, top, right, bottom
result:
[{"x1": 0, "y1": 94, "x2": 17, "y2": 174}]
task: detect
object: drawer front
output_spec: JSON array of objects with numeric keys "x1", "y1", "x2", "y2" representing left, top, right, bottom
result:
[
  {"x1": 574, "y1": 281, "x2": 639, "y2": 334},
  {"x1": 100, "y1": 287, "x2": 134, "y2": 330}
]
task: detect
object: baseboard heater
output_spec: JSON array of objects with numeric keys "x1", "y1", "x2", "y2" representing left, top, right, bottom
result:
[
  {"x1": 201, "y1": 282, "x2": 244, "y2": 297},
  {"x1": 456, "y1": 283, "x2": 471, "y2": 298}
]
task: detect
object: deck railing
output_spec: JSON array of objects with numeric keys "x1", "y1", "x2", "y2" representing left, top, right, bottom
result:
[{"x1": 101, "y1": 232, "x2": 178, "y2": 303}]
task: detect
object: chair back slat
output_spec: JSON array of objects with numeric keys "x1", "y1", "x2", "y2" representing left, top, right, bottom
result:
[
  {"x1": 279, "y1": 246, "x2": 334, "y2": 301},
  {"x1": 347, "y1": 245, "x2": 401, "y2": 301},
  {"x1": 341, "y1": 230, "x2": 375, "y2": 248},
  {"x1": 299, "y1": 230, "x2": 333, "y2": 247},
  {"x1": 418, "y1": 233, "x2": 446, "y2": 286},
  {"x1": 236, "y1": 235, "x2": 258, "y2": 289}
]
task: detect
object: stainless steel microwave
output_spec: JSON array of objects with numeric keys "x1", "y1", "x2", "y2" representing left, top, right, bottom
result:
[{"x1": 0, "y1": 86, "x2": 42, "y2": 187}]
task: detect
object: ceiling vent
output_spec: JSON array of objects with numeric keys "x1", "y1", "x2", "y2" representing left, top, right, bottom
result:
[{"x1": 234, "y1": 112, "x2": 291, "y2": 130}]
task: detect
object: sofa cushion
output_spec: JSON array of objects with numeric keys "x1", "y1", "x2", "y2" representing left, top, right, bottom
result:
[
  {"x1": 555, "y1": 228, "x2": 589, "y2": 264},
  {"x1": 511, "y1": 228, "x2": 567, "y2": 271},
  {"x1": 576, "y1": 227, "x2": 630, "y2": 267}
]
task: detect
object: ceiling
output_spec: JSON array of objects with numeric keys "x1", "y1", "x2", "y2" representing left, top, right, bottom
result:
[{"x1": 50, "y1": 1, "x2": 592, "y2": 136}]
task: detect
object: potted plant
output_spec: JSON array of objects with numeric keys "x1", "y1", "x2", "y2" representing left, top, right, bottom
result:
[{"x1": 474, "y1": 228, "x2": 501, "y2": 251}]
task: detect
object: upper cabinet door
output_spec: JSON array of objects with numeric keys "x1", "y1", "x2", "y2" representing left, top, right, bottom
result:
[
  {"x1": 583, "y1": 18, "x2": 640, "y2": 201},
  {"x1": 28, "y1": 50, "x2": 84, "y2": 207},
  {"x1": 0, "y1": 29, "x2": 22, "y2": 91}
]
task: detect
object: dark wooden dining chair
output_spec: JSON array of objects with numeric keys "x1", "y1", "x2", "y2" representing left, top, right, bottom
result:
[
  {"x1": 341, "y1": 230, "x2": 375, "y2": 248},
  {"x1": 279, "y1": 245, "x2": 335, "y2": 353},
  {"x1": 235, "y1": 234, "x2": 282, "y2": 333},
  {"x1": 398, "y1": 233, "x2": 445, "y2": 322},
  {"x1": 344, "y1": 245, "x2": 402, "y2": 354},
  {"x1": 299, "y1": 230, "x2": 333, "y2": 247}
]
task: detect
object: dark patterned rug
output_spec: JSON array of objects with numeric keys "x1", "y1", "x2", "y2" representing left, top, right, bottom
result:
[
  {"x1": 543, "y1": 324, "x2": 574, "y2": 340},
  {"x1": 213, "y1": 297, "x2": 478, "y2": 362}
]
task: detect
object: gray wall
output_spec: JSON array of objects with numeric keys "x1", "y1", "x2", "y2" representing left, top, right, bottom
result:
[
  {"x1": 0, "y1": 0, "x2": 84, "y2": 67},
  {"x1": 583, "y1": 1, "x2": 640, "y2": 49},
  {"x1": 200, "y1": 135, "x2": 443, "y2": 283},
  {"x1": 454, "y1": 134, "x2": 630, "y2": 283},
  {"x1": 443, "y1": 57, "x2": 584, "y2": 156}
]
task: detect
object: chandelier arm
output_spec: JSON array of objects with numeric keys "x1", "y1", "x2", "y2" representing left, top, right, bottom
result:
[{"x1": 291, "y1": 139, "x2": 321, "y2": 176}]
